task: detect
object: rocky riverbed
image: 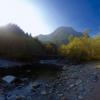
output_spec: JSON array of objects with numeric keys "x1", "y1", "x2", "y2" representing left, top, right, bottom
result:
[{"x1": 0, "y1": 61, "x2": 100, "y2": 100}]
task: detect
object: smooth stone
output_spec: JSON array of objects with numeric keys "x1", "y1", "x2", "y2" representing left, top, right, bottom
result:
[
  {"x1": 16, "y1": 95, "x2": 26, "y2": 100},
  {"x1": 61, "y1": 96, "x2": 68, "y2": 100},
  {"x1": 2, "y1": 75, "x2": 16, "y2": 84},
  {"x1": 41, "y1": 90, "x2": 47, "y2": 95},
  {"x1": 62, "y1": 66, "x2": 67, "y2": 70},
  {"x1": 75, "y1": 80, "x2": 82, "y2": 86},
  {"x1": 58, "y1": 93, "x2": 64, "y2": 97},
  {"x1": 32, "y1": 82, "x2": 41, "y2": 89},
  {"x1": 78, "y1": 95, "x2": 83, "y2": 99}
]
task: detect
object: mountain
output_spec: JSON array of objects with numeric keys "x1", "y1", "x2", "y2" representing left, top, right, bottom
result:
[
  {"x1": 37, "y1": 27, "x2": 82, "y2": 45},
  {"x1": 0, "y1": 24, "x2": 45, "y2": 60}
]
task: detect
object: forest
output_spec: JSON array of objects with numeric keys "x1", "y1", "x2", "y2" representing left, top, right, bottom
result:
[
  {"x1": 58, "y1": 32, "x2": 100, "y2": 61},
  {"x1": 0, "y1": 23, "x2": 99, "y2": 63},
  {"x1": 0, "y1": 24, "x2": 45, "y2": 61}
]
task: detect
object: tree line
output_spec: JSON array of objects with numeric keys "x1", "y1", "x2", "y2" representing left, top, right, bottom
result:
[
  {"x1": 58, "y1": 32, "x2": 100, "y2": 61},
  {"x1": 0, "y1": 24, "x2": 45, "y2": 61}
]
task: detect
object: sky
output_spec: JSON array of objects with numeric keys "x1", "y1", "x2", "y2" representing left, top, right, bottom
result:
[{"x1": 0, "y1": 0, "x2": 99, "y2": 36}]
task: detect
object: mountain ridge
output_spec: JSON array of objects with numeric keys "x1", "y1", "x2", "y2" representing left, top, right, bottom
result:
[
  {"x1": 0, "y1": 23, "x2": 45, "y2": 60},
  {"x1": 37, "y1": 26, "x2": 82, "y2": 45}
]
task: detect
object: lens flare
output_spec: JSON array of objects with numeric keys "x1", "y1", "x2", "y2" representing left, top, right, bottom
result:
[{"x1": 0, "y1": 0, "x2": 50, "y2": 36}]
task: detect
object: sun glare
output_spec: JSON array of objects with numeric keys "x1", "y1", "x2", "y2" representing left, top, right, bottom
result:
[{"x1": 0, "y1": 0, "x2": 50, "y2": 36}]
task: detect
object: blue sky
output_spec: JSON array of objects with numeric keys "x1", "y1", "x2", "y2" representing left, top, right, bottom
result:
[
  {"x1": 0, "y1": 0, "x2": 99, "y2": 36},
  {"x1": 30, "y1": 0, "x2": 100, "y2": 35}
]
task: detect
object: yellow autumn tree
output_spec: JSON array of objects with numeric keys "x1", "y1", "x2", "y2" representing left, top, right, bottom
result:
[
  {"x1": 45, "y1": 43, "x2": 57, "y2": 55},
  {"x1": 58, "y1": 35, "x2": 100, "y2": 61},
  {"x1": 91, "y1": 36, "x2": 100, "y2": 60}
]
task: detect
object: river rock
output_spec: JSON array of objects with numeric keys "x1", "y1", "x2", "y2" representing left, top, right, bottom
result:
[
  {"x1": 21, "y1": 78, "x2": 28, "y2": 82},
  {"x1": 62, "y1": 66, "x2": 67, "y2": 70},
  {"x1": 32, "y1": 82, "x2": 41, "y2": 89},
  {"x1": 41, "y1": 90, "x2": 48, "y2": 95},
  {"x1": 27, "y1": 70, "x2": 31, "y2": 73},
  {"x1": 2, "y1": 75, "x2": 16, "y2": 84},
  {"x1": 58, "y1": 93, "x2": 64, "y2": 97},
  {"x1": 61, "y1": 96, "x2": 68, "y2": 100},
  {"x1": 0, "y1": 96, "x2": 5, "y2": 100},
  {"x1": 78, "y1": 95, "x2": 83, "y2": 99},
  {"x1": 91, "y1": 73, "x2": 99, "y2": 82},
  {"x1": 64, "y1": 76, "x2": 68, "y2": 80},
  {"x1": 16, "y1": 95, "x2": 26, "y2": 100},
  {"x1": 68, "y1": 84, "x2": 75, "y2": 89},
  {"x1": 75, "y1": 80, "x2": 82, "y2": 86}
]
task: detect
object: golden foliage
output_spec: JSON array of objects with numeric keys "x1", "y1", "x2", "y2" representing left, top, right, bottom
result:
[
  {"x1": 44, "y1": 43, "x2": 57, "y2": 55},
  {"x1": 58, "y1": 35, "x2": 100, "y2": 61}
]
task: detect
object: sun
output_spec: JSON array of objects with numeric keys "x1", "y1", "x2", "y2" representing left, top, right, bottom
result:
[{"x1": 0, "y1": 0, "x2": 50, "y2": 36}]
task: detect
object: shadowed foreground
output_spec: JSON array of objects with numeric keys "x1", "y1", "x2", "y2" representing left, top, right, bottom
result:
[
  {"x1": 85, "y1": 81, "x2": 100, "y2": 100},
  {"x1": 0, "y1": 61, "x2": 100, "y2": 100}
]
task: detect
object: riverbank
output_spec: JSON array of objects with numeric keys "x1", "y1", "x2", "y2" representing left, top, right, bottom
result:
[
  {"x1": 0, "y1": 61, "x2": 100, "y2": 100},
  {"x1": 85, "y1": 80, "x2": 100, "y2": 100}
]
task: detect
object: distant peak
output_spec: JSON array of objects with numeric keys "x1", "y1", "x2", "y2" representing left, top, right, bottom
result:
[
  {"x1": 4, "y1": 23, "x2": 25, "y2": 34},
  {"x1": 57, "y1": 26, "x2": 73, "y2": 29},
  {"x1": 54, "y1": 26, "x2": 76, "y2": 32},
  {"x1": 6, "y1": 23, "x2": 20, "y2": 30}
]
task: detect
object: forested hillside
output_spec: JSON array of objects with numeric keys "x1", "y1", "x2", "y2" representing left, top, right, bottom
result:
[
  {"x1": 58, "y1": 32, "x2": 100, "y2": 61},
  {"x1": 0, "y1": 24, "x2": 45, "y2": 61},
  {"x1": 0, "y1": 23, "x2": 99, "y2": 62}
]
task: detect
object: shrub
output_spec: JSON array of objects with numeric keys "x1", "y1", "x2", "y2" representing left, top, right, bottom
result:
[{"x1": 58, "y1": 35, "x2": 100, "y2": 61}]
